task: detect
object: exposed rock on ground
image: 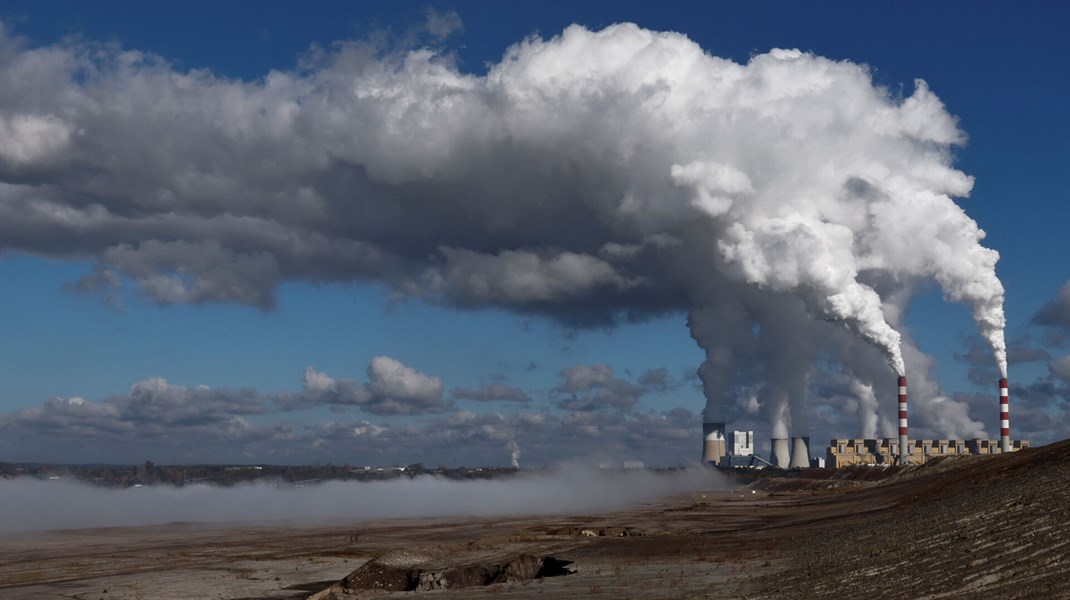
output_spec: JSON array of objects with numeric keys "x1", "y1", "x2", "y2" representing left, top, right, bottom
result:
[{"x1": 311, "y1": 551, "x2": 573, "y2": 597}]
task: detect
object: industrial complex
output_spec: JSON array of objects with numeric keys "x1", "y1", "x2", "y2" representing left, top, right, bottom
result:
[
  {"x1": 826, "y1": 437, "x2": 1030, "y2": 467},
  {"x1": 703, "y1": 377, "x2": 1028, "y2": 469}
]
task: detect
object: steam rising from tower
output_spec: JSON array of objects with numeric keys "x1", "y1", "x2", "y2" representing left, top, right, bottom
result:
[
  {"x1": 508, "y1": 440, "x2": 522, "y2": 469},
  {"x1": 0, "y1": 22, "x2": 1008, "y2": 444}
]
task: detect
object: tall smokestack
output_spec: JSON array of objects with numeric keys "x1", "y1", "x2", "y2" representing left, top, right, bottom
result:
[
  {"x1": 999, "y1": 378, "x2": 1010, "y2": 452},
  {"x1": 898, "y1": 376, "x2": 909, "y2": 466},
  {"x1": 788, "y1": 437, "x2": 810, "y2": 469},
  {"x1": 702, "y1": 422, "x2": 726, "y2": 465},
  {"x1": 770, "y1": 438, "x2": 790, "y2": 468}
]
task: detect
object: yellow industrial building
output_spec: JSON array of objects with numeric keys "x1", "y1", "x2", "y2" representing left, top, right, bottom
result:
[{"x1": 827, "y1": 438, "x2": 1030, "y2": 467}]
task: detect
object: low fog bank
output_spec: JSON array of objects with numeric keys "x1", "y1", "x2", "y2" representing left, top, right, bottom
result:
[{"x1": 0, "y1": 466, "x2": 726, "y2": 533}]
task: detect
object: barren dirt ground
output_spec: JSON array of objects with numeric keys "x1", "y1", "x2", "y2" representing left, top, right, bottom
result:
[{"x1": 2, "y1": 439, "x2": 1068, "y2": 600}]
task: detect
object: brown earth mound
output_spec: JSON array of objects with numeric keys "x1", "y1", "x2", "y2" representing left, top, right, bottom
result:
[
  {"x1": 768, "y1": 439, "x2": 1070, "y2": 599},
  {"x1": 351, "y1": 552, "x2": 571, "y2": 590},
  {"x1": 311, "y1": 549, "x2": 573, "y2": 598}
]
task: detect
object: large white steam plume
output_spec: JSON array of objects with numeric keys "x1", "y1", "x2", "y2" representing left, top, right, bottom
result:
[{"x1": 0, "y1": 22, "x2": 1007, "y2": 434}]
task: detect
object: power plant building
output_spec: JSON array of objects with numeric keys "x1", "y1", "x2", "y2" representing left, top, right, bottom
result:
[
  {"x1": 704, "y1": 429, "x2": 823, "y2": 469},
  {"x1": 700, "y1": 377, "x2": 1022, "y2": 470},
  {"x1": 729, "y1": 431, "x2": 754, "y2": 457},
  {"x1": 718, "y1": 431, "x2": 767, "y2": 468},
  {"x1": 827, "y1": 438, "x2": 1030, "y2": 467}
]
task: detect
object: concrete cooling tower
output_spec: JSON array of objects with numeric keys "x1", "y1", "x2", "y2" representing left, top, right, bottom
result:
[
  {"x1": 702, "y1": 422, "x2": 726, "y2": 464},
  {"x1": 770, "y1": 438, "x2": 790, "y2": 468},
  {"x1": 788, "y1": 437, "x2": 811, "y2": 469}
]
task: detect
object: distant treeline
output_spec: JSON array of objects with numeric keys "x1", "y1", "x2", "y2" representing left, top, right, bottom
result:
[{"x1": 0, "y1": 461, "x2": 520, "y2": 487}]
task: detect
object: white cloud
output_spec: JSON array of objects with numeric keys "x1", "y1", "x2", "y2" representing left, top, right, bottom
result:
[
  {"x1": 0, "y1": 361, "x2": 712, "y2": 466},
  {"x1": 365, "y1": 356, "x2": 445, "y2": 413},
  {"x1": 291, "y1": 357, "x2": 449, "y2": 415},
  {"x1": 303, "y1": 367, "x2": 335, "y2": 392},
  {"x1": 0, "y1": 114, "x2": 71, "y2": 164}
]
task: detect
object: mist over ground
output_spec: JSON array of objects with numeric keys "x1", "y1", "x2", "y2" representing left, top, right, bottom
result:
[{"x1": 0, "y1": 465, "x2": 726, "y2": 533}]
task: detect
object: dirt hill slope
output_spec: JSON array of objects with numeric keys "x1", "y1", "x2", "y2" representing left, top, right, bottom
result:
[{"x1": 770, "y1": 439, "x2": 1070, "y2": 599}]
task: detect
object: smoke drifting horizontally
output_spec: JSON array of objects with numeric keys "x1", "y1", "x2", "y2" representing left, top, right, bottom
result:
[
  {"x1": 0, "y1": 22, "x2": 1006, "y2": 438},
  {"x1": 0, "y1": 467, "x2": 724, "y2": 533}
]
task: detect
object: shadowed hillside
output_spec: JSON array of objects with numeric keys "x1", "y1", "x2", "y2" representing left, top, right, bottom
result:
[{"x1": 771, "y1": 439, "x2": 1070, "y2": 599}]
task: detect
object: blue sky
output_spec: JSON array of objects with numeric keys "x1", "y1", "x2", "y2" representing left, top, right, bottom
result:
[{"x1": 1, "y1": 1, "x2": 1068, "y2": 466}]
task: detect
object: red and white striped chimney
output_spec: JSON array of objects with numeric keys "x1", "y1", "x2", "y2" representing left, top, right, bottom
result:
[
  {"x1": 999, "y1": 378, "x2": 1010, "y2": 452},
  {"x1": 898, "y1": 376, "x2": 909, "y2": 466}
]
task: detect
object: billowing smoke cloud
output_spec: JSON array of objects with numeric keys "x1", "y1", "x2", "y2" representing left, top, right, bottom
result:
[
  {"x1": 0, "y1": 21, "x2": 1006, "y2": 440},
  {"x1": 0, "y1": 466, "x2": 724, "y2": 534}
]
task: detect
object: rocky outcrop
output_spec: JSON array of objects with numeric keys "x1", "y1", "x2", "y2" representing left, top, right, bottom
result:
[{"x1": 310, "y1": 551, "x2": 574, "y2": 597}]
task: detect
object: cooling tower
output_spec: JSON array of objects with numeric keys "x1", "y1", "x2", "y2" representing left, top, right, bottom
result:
[
  {"x1": 999, "y1": 378, "x2": 1010, "y2": 452},
  {"x1": 898, "y1": 376, "x2": 909, "y2": 466},
  {"x1": 788, "y1": 436, "x2": 810, "y2": 469},
  {"x1": 770, "y1": 438, "x2": 790, "y2": 468},
  {"x1": 702, "y1": 422, "x2": 726, "y2": 464}
]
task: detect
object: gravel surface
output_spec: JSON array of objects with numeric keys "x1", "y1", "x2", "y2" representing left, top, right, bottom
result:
[{"x1": 768, "y1": 440, "x2": 1070, "y2": 599}]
